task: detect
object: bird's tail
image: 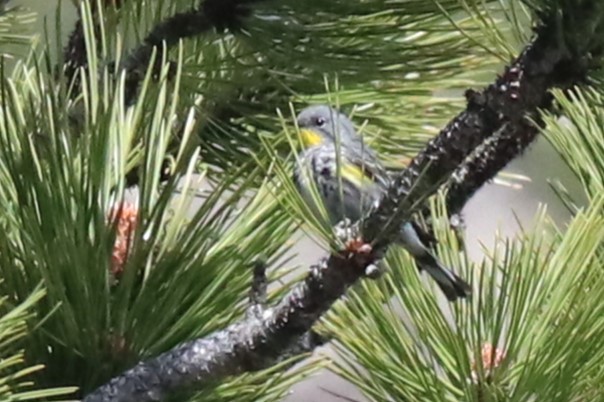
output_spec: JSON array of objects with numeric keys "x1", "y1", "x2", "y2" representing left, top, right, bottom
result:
[
  {"x1": 397, "y1": 222, "x2": 471, "y2": 301},
  {"x1": 415, "y1": 252, "x2": 472, "y2": 302}
]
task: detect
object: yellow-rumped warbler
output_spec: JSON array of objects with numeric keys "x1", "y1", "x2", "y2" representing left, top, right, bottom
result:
[{"x1": 294, "y1": 105, "x2": 471, "y2": 301}]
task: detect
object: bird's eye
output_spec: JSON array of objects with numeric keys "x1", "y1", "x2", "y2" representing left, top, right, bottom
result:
[{"x1": 315, "y1": 117, "x2": 326, "y2": 127}]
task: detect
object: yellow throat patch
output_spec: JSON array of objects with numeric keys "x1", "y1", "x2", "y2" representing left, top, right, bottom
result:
[{"x1": 300, "y1": 128, "x2": 324, "y2": 148}]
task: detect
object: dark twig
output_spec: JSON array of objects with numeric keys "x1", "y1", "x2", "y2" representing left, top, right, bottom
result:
[
  {"x1": 319, "y1": 386, "x2": 364, "y2": 402},
  {"x1": 116, "y1": 0, "x2": 267, "y2": 184},
  {"x1": 63, "y1": 0, "x2": 262, "y2": 90},
  {"x1": 248, "y1": 259, "x2": 268, "y2": 309},
  {"x1": 63, "y1": 0, "x2": 266, "y2": 187},
  {"x1": 445, "y1": 119, "x2": 541, "y2": 217},
  {"x1": 121, "y1": 0, "x2": 266, "y2": 105},
  {"x1": 62, "y1": 1, "x2": 126, "y2": 89},
  {"x1": 245, "y1": 259, "x2": 328, "y2": 369},
  {"x1": 63, "y1": 18, "x2": 90, "y2": 88}
]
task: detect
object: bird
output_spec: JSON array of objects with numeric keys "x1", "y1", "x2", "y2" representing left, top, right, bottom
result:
[{"x1": 293, "y1": 104, "x2": 471, "y2": 301}]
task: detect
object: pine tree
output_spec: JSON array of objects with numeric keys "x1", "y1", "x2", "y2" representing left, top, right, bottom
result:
[{"x1": 0, "y1": 0, "x2": 603, "y2": 401}]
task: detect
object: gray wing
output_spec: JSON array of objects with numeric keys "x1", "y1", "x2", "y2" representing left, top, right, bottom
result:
[{"x1": 336, "y1": 144, "x2": 389, "y2": 222}]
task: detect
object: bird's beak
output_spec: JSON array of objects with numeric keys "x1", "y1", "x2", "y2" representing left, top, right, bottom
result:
[{"x1": 299, "y1": 128, "x2": 324, "y2": 148}]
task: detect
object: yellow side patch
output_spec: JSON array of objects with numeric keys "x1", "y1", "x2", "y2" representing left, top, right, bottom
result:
[
  {"x1": 300, "y1": 129, "x2": 324, "y2": 148},
  {"x1": 341, "y1": 163, "x2": 372, "y2": 188}
]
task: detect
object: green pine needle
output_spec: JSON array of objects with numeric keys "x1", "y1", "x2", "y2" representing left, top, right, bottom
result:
[{"x1": 324, "y1": 195, "x2": 604, "y2": 401}]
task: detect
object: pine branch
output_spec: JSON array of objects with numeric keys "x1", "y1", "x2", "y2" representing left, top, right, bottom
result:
[
  {"x1": 389, "y1": 29, "x2": 580, "y2": 209},
  {"x1": 83, "y1": 240, "x2": 362, "y2": 402},
  {"x1": 63, "y1": 18, "x2": 90, "y2": 88},
  {"x1": 63, "y1": 1, "x2": 125, "y2": 89},
  {"x1": 62, "y1": 0, "x2": 269, "y2": 187},
  {"x1": 82, "y1": 11, "x2": 598, "y2": 402},
  {"x1": 62, "y1": 0, "x2": 264, "y2": 100},
  {"x1": 407, "y1": 21, "x2": 590, "y2": 237},
  {"x1": 438, "y1": 2, "x2": 603, "y2": 215},
  {"x1": 121, "y1": 0, "x2": 265, "y2": 105}
]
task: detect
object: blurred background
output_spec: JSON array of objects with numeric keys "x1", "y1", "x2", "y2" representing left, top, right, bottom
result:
[{"x1": 7, "y1": 1, "x2": 586, "y2": 400}]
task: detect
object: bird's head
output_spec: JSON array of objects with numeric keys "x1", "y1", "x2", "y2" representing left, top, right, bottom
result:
[{"x1": 296, "y1": 105, "x2": 357, "y2": 148}]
